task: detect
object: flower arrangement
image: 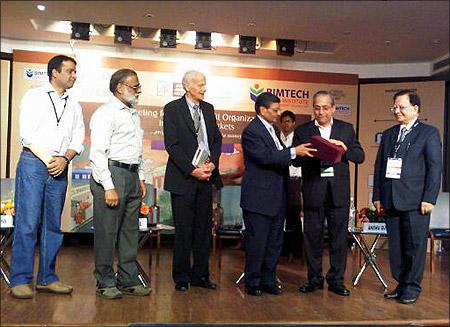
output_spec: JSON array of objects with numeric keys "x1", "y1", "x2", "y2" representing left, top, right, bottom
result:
[
  {"x1": 0, "y1": 199, "x2": 15, "y2": 216},
  {"x1": 357, "y1": 204, "x2": 385, "y2": 227},
  {"x1": 139, "y1": 202, "x2": 150, "y2": 217}
]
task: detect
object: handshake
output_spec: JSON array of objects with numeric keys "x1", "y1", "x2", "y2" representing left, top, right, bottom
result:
[{"x1": 191, "y1": 162, "x2": 215, "y2": 181}]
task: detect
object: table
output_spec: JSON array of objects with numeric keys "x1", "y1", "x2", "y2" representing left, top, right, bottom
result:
[
  {"x1": 349, "y1": 227, "x2": 388, "y2": 289},
  {"x1": 136, "y1": 224, "x2": 174, "y2": 287},
  {"x1": 0, "y1": 227, "x2": 14, "y2": 286}
]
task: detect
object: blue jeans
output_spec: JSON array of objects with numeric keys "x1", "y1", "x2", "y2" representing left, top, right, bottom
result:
[{"x1": 10, "y1": 151, "x2": 68, "y2": 287}]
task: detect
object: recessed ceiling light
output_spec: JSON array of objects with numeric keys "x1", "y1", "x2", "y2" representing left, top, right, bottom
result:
[
  {"x1": 433, "y1": 39, "x2": 441, "y2": 45},
  {"x1": 37, "y1": 4, "x2": 46, "y2": 11},
  {"x1": 385, "y1": 40, "x2": 391, "y2": 46},
  {"x1": 248, "y1": 22, "x2": 256, "y2": 27},
  {"x1": 188, "y1": 22, "x2": 196, "y2": 27},
  {"x1": 145, "y1": 13, "x2": 154, "y2": 18}
]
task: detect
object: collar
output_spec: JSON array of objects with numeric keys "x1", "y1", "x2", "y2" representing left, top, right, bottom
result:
[
  {"x1": 111, "y1": 95, "x2": 136, "y2": 113},
  {"x1": 314, "y1": 117, "x2": 333, "y2": 129},
  {"x1": 257, "y1": 115, "x2": 275, "y2": 132},
  {"x1": 281, "y1": 131, "x2": 293, "y2": 141},
  {"x1": 401, "y1": 118, "x2": 418, "y2": 131},
  {"x1": 45, "y1": 82, "x2": 69, "y2": 99},
  {"x1": 185, "y1": 95, "x2": 199, "y2": 111}
]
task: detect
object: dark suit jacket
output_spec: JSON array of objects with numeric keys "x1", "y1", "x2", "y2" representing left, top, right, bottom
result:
[
  {"x1": 373, "y1": 120, "x2": 442, "y2": 211},
  {"x1": 240, "y1": 117, "x2": 291, "y2": 217},
  {"x1": 163, "y1": 96, "x2": 223, "y2": 195},
  {"x1": 293, "y1": 119, "x2": 365, "y2": 208}
]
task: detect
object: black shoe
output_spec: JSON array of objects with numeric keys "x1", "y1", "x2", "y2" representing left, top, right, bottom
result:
[
  {"x1": 328, "y1": 284, "x2": 350, "y2": 296},
  {"x1": 261, "y1": 284, "x2": 282, "y2": 295},
  {"x1": 399, "y1": 294, "x2": 418, "y2": 304},
  {"x1": 384, "y1": 289, "x2": 401, "y2": 300},
  {"x1": 190, "y1": 279, "x2": 217, "y2": 290},
  {"x1": 175, "y1": 282, "x2": 189, "y2": 292},
  {"x1": 298, "y1": 283, "x2": 323, "y2": 293},
  {"x1": 245, "y1": 286, "x2": 262, "y2": 296}
]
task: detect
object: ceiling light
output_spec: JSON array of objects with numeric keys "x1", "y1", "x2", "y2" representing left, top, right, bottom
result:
[
  {"x1": 71, "y1": 22, "x2": 90, "y2": 41},
  {"x1": 37, "y1": 4, "x2": 46, "y2": 11},
  {"x1": 276, "y1": 39, "x2": 295, "y2": 56},
  {"x1": 114, "y1": 25, "x2": 132, "y2": 45},
  {"x1": 239, "y1": 35, "x2": 256, "y2": 54},
  {"x1": 195, "y1": 32, "x2": 211, "y2": 50},
  {"x1": 160, "y1": 29, "x2": 177, "y2": 48}
]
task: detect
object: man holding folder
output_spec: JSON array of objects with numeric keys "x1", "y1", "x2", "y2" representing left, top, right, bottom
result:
[{"x1": 163, "y1": 70, "x2": 222, "y2": 292}]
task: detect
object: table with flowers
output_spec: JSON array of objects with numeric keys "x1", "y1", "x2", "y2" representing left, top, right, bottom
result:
[{"x1": 349, "y1": 205, "x2": 388, "y2": 289}]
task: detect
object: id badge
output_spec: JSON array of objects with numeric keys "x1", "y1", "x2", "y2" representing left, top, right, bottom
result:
[
  {"x1": 320, "y1": 166, "x2": 334, "y2": 177},
  {"x1": 386, "y1": 157, "x2": 402, "y2": 179}
]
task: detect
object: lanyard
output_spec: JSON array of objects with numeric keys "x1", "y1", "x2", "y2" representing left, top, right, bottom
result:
[
  {"x1": 47, "y1": 91, "x2": 68, "y2": 126},
  {"x1": 392, "y1": 120, "x2": 419, "y2": 157}
]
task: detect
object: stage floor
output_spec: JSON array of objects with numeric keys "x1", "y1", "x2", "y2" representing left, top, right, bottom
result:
[{"x1": 1, "y1": 240, "x2": 449, "y2": 326}]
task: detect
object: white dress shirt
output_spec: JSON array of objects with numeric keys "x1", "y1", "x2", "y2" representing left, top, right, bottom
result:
[
  {"x1": 315, "y1": 118, "x2": 333, "y2": 140},
  {"x1": 280, "y1": 131, "x2": 302, "y2": 177},
  {"x1": 19, "y1": 83, "x2": 85, "y2": 158},
  {"x1": 257, "y1": 116, "x2": 296, "y2": 158},
  {"x1": 397, "y1": 118, "x2": 418, "y2": 141},
  {"x1": 89, "y1": 96, "x2": 145, "y2": 190},
  {"x1": 185, "y1": 96, "x2": 210, "y2": 151}
]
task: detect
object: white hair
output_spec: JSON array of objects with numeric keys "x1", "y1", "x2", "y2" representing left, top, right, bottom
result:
[{"x1": 182, "y1": 70, "x2": 205, "y2": 89}]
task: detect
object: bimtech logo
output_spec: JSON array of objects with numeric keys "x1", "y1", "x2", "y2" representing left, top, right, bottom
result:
[
  {"x1": 25, "y1": 68, "x2": 33, "y2": 78},
  {"x1": 250, "y1": 83, "x2": 264, "y2": 102}
]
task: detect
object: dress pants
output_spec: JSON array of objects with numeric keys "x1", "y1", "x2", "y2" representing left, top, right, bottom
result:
[
  {"x1": 10, "y1": 151, "x2": 68, "y2": 287},
  {"x1": 90, "y1": 166, "x2": 141, "y2": 288},
  {"x1": 171, "y1": 181, "x2": 212, "y2": 284},
  {"x1": 243, "y1": 209, "x2": 285, "y2": 288},
  {"x1": 282, "y1": 177, "x2": 303, "y2": 257},
  {"x1": 385, "y1": 208, "x2": 430, "y2": 298},
  {"x1": 303, "y1": 183, "x2": 348, "y2": 287}
]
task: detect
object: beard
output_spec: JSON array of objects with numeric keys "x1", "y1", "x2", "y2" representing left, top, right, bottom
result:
[{"x1": 124, "y1": 91, "x2": 139, "y2": 107}]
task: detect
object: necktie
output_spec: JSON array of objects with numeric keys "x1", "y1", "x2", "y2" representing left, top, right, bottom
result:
[
  {"x1": 193, "y1": 104, "x2": 205, "y2": 145},
  {"x1": 398, "y1": 126, "x2": 407, "y2": 143}
]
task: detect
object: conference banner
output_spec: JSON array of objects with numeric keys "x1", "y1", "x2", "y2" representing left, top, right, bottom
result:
[{"x1": 10, "y1": 50, "x2": 358, "y2": 232}]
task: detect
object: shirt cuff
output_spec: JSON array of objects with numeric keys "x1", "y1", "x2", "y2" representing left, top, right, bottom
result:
[
  {"x1": 102, "y1": 178, "x2": 115, "y2": 191},
  {"x1": 290, "y1": 147, "x2": 296, "y2": 159}
]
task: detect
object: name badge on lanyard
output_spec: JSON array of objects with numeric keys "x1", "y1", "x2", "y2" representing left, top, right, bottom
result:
[
  {"x1": 320, "y1": 162, "x2": 334, "y2": 177},
  {"x1": 386, "y1": 157, "x2": 402, "y2": 179}
]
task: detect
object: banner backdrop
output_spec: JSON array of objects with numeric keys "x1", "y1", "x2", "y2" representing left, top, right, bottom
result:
[{"x1": 10, "y1": 50, "x2": 358, "y2": 232}]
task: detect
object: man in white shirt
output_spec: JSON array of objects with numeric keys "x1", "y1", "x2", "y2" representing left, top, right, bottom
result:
[
  {"x1": 89, "y1": 69, "x2": 150, "y2": 299},
  {"x1": 10, "y1": 55, "x2": 85, "y2": 299},
  {"x1": 279, "y1": 110, "x2": 303, "y2": 260}
]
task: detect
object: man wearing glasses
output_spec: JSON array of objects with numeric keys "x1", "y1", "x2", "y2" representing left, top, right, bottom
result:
[
  {"x1": 89, "y1": 69, "x2": 150, "y2": 299},
  {"x1": 373, "y1": 90, "x2": 442, "y2": 304},
  {"x1": 293, "y1": 90, "x2": 364, "y2": 297}
]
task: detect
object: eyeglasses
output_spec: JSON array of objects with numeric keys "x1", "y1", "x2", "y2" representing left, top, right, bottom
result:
[
  {"x1": 390, "y1": 105, "x2": 412, "y2": 112},
  {"x1": 121, "y1": 83, "x2": 142, "y2": 91}
]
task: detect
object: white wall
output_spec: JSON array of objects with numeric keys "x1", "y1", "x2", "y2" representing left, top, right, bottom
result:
[{"x1": 1, "y1": 37, "x2": 433, "y2": 79}]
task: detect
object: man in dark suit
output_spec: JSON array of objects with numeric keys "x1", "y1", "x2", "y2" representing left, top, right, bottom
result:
[
  {"x1": 163, "y1": 70, "x2": 222, "y2": 292},
  {"x1": 293, "y1": 90, "x2": 365, "y2": 296},
  {"x1": 240, "y1": 92, "x2": 316, "y2": 296},
  {"x1": 373, "y1": 90, "x2": 442, "y2": 304}
]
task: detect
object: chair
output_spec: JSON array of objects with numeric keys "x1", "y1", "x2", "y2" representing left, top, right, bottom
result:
[
  {"x1": 429, "y1": 192, "x2": 449, "y2": 273},
  {"x1": 212, "y1": 186, "x2": 244, "y2": 268}
]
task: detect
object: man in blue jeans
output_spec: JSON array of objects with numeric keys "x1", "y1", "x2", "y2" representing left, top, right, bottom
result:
[{"x1": 9, "y1": 55, "x2": 85, "y2": 299}]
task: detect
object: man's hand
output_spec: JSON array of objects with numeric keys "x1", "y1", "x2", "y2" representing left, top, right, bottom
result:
[
  {"x1": 295, "y1": 143, "x2": 317, "y2": 157},
  {"x1": 373, "y1": 200, "x2": 382, "y2": 213},
  {"x1": 47, "y1": 156, "x2": 67, "y2": 177},
  {"x1": 421, "y1": 201, "x2": 434, "y2": 215},
  {"x1": 329, "y1": 139, "x2": 347, "y2": 151},
  {"x1": 140, "y1": 180, "x2": 147, "y2": 199},
  {"x1": 105, "y1": 189, "x2": 120, "y2": 207},
  {"x1": 191, "y1": 166, "x2": 212, "y2": 181}
]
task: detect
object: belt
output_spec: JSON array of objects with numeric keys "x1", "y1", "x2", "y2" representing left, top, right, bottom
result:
[{"x1": 108, "y1": 159, "x2": 139, "y2": 173}]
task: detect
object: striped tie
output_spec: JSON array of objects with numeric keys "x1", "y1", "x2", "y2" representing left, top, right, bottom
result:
[{"x1": 193, "y1": 104, "x2": 205, "y2": 145}]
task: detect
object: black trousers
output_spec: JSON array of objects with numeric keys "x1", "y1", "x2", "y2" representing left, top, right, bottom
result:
[
  {"x1": 283, "y1": 177, "x2": 303, "y2": 257},
  {"x1": 243, "y1": 209, "x2": 285, "y2": 288},
  {"x1": 171, "y1": 181, "x2": 213, "y2": 284},
  {"x1": 385, "y1": 208, "x2": 430, "y2": 297},
  {"x1": 303, "y1": 184, "x2": 349, "y2": 287}
]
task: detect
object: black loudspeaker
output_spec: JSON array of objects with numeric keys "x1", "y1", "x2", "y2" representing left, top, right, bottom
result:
[
  {"x1": 195, "y1": 32, "x2": 211, "y2": 50},
  {"x1": 239, "y1": 35, "x2": 256, "y2": 54},
  {"x1": 276, "y1": 39, "x2": 295, "y2": 56},
  {"x1": 71, "y1": 22, "x2": 90, "y2": 41},
  {"x1": 160, "y1": 29, "x2": 177, "y2": 48},
  {"x1": 114, "y1": 25, "x2": 132, "y2": 45}
]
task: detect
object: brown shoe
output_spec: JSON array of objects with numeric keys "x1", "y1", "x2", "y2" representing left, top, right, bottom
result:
[
  {"x1": 36, "y1": 281, "x2": 73, "y2": 294},
  {"x1": 11, "y1": 284, "x2": 34, "y2": 299}
]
